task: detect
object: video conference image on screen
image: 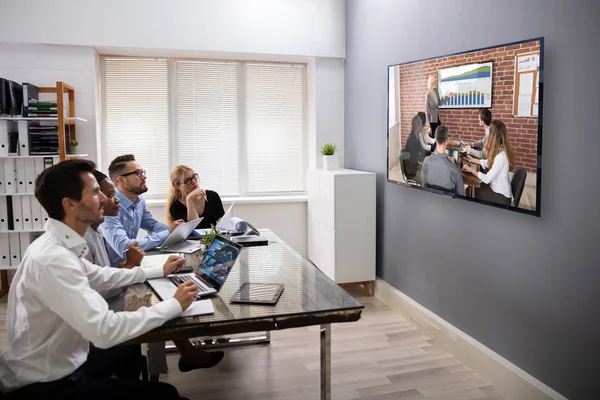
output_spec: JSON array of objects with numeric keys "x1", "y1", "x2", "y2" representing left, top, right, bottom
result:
[
  {"x1": 387, "y1": 38, "x2": 543, "y2": 216},
  {"x1": 198, "y1": 239, "x2": 240, "y2": 286}
]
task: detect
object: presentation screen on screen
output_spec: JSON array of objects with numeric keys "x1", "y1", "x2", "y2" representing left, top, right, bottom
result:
[{"x1": 438, "y1": 62, "x2": 493, "y2": 108}]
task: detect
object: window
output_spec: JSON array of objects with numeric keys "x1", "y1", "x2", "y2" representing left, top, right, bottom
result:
[
  {"x1": 102, "y1": 57, "x2": 306, "y2": 199},
  {"x1": 103, "y1": 58, "x2": 170, "y2": 196}
]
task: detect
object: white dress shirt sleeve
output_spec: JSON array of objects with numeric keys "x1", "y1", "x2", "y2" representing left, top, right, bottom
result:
[
  {"x1": 478, "y1": 153, "x2": 505, "y2": 185},
  {"x1": 82, "y1": 258, "x2": 165, "y2": 292},
  {"x1": 38, "y1": 256, "x2": 181, "y2": 349}
]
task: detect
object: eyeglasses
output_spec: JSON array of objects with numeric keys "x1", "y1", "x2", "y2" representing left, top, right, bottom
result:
[
  {"x1": 120, "y1": 169, "x2": 146, "y2": 178},
  {"x1": 183, "y1": 173, "x2": 199, "y2": 185}
]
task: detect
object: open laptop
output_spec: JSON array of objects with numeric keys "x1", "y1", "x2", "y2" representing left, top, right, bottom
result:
[
  {"x1": 158, "y1": 217, "x2": 203, "y2": 253},
  {"x1": 148, "y1": 235, "x2": 242, "y2": 300}
]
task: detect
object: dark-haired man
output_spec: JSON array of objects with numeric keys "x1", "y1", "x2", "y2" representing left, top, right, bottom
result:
[
  {"x1": 421, "y1": 126, "x2": 465, "y2": 195},
  {"x1": 0, "y1": 159, "x2": 197, "y2": 399},
  {"x1": 84, "y1": 170, "x2": 144, "y2": 308},
  {"x1": 465, "y1": 108, "x2": 492, "y2": 159},
  {"x1": 90, "y1": 169, "x2": 224, "y2": 377},
  {"x1": 101, "y1": 154, "x2": 183, "y2": 268}
]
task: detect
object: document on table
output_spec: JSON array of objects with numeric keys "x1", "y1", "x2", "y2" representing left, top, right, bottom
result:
[
  {"x1": 181, "y1": 299, "x2": 214, "y2": 317},
  {"x1": 140, "y1": 253, "x2": 173, "y2": 268}
]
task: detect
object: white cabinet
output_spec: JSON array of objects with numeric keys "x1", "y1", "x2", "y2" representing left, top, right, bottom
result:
[{"x1": 307, "y1": 169, "x2": 376, "y2": 294}]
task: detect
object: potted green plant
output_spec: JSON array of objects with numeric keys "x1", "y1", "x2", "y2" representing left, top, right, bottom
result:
[
  {"x1": 320, "y1": 142, "x2": 339, "y2": 170},
  {"x1": 200, "y1": 227, "x2": 218, "y2": 251},
  {"x1": 69, "y1": 139, "x2": 79, "y2": 155}
]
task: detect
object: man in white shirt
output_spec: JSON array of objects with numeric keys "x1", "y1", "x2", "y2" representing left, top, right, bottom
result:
[
  {"x1": 465, "y1": 108, "x2": 492, "y2": 159},
  {"x1": 0, "y1": 159, "x2": 197, "y2": 399}
]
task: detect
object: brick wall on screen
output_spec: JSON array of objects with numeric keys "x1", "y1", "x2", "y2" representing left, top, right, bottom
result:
[{"x1": 399, "y1": 41, "x2": 540, "y2": 173}]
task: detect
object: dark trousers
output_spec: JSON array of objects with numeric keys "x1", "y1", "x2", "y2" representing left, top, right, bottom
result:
[
  {"x1": 6, "y1": 344, "x2": 182, "y2": 400},
  {"x1": 430, "y1": 121, "x2": 441, "y2": 138},
  {"x1": 476, "y1": 182, "x2": 511, "y2": 205}
]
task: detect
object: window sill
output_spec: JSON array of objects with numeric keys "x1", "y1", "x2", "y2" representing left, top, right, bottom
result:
[{"x1": 145, "y1": 194, "x2": 308, "y2": 207}]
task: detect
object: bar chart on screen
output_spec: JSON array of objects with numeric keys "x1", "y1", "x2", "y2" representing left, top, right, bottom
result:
[{"x1": 438, "y1": 62, "x2": 493, "y2": 108}]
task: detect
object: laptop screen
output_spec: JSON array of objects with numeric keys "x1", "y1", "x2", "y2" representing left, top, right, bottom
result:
[{"x1": 195, "y1": 236, "x2": 241, "y2": 291}]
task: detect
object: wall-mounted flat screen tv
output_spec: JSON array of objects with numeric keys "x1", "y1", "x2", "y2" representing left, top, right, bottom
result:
[{"x1": 387, "y1": 37, "x2": 543, "y2": 217}]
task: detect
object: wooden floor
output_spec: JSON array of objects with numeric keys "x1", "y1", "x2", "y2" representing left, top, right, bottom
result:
[{"x1": 0, "y1": 287, "x2": 505, "y2": 399}]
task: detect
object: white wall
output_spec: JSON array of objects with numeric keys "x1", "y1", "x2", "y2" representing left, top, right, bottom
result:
[
  {"x1": 0, "y1": 0, "x2": 345, "y2": 58},
  {"x1": 0, "y1": 0, "x2": 346, "y2": 258},
  {"x1": 0, "y1": 43, "x2": 98, "y2": 159},
  {"x1": 314, "y1": 57, "x2": 345, "y2": 169}
]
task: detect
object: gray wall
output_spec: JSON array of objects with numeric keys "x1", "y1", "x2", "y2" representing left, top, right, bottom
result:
[{"x1": 345, "y1": 1, "x2": 600, "y2": 399}]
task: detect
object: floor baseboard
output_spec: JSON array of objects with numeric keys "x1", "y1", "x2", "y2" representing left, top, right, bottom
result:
[{"x1": 373, "y1": 278, "x2": 567, "y2": 400}]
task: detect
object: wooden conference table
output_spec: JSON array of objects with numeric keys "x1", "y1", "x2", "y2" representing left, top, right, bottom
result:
[{"x1": 127, "y1": 229, "x2": 364, "y2": 400}]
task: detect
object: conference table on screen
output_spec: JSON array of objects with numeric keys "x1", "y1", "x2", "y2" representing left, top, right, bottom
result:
[{"x1": 126, "y1": 229, "x2": 363, "y2": 400}]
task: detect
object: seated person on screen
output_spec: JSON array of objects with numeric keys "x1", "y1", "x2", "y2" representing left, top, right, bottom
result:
[
  {"x1": 463, "y1": 120, "x2": 514, "y2": 205},
  {"x1": 417, "y1": 111, "x2": 436, "y2": 153},
  {"x1": 0, "y1": 159, "x2": 196, "y2": 399},
  {"x1": 465, "y1": 108, "x2": 491, "y2": 159},
  {"x1": 166, "y1": 165, "x2": 225, "y2": 229},
  {"x1": 99, "y1": 156, "x2": 225, "y2": 375},
  {"x1": 421, "y1": 125, "x2": 465, "y2": 195},
  {"x1": 403, "y1": 115, "x2": 427, "y2": 181}
]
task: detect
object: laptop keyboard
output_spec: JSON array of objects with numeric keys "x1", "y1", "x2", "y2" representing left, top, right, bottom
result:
[{"x1": 169, "y1": 275, "x2": 212, "y2": 299}]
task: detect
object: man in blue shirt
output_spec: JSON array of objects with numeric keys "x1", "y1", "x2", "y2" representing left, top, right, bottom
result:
[
  {"x1": 100, "y1": 154, "x2": 183, "y2": 267},
  {"x1": 100, "y1": 154, "x2": 224, "y2": 377}
]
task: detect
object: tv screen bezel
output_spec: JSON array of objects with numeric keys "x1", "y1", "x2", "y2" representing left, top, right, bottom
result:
[{"x1": 386, "y1": 37, "x2": 544, "y2": 218}]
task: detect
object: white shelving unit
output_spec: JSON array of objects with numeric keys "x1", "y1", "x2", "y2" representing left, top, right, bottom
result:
[
  {"x1": 307, "y1": 168, "x2": 376, "y2": 296},
  {"x1": 0, "y1": 81, "x2": 86, "y2": 295},
  {"x1": 0, "y1": 117, "x2": 87, "y2": 122}
]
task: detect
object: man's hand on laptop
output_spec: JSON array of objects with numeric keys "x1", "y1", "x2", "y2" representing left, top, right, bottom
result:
[
  {"x1": 168, "y1": 219, "x2": 185, "y2": 233},
  {"x1": 173, "y1": 281, "x2": 198, "y2": 311},
  {"x1": 163, "y1": 255, "x2": 186, "y2": 276}
]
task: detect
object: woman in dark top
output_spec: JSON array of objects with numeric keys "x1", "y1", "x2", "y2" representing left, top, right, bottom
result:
[{"x1": 166, "y1": 165, "x2": 225, "y2": 229}]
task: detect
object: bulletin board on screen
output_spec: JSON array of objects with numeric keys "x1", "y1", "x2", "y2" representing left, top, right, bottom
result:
[
  {"x1": 438, "y1": 62, "x2": 493, "y2": 108},
  {"x1": 512, "y1": 52, "x2": 540, "y2": 117}
]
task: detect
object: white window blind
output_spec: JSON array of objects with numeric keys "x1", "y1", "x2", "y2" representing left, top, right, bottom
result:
[
  {"x1": 176, "y1": 61, "x2": 240, "y2": 195},
  {"x1": 103, "y1": 58, "x2": 170, "y2": 198},
  {"x1": 102, "y1": 57, "x2": 306, "y2": 198},
  {"x1": 245, "y1": 63, "x2": 305, "y2": 193}
]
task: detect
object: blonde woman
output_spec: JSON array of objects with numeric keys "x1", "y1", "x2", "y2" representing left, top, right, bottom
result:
[
  {"x1": 166, "y1": 165, "x2": 225, "y2": 229},
  {"x1": 425, "y1": 74, "x2": 451, "y2": 137},
  {"x1": 463, "y1": 120, "x2": 516, "y2": 205}
]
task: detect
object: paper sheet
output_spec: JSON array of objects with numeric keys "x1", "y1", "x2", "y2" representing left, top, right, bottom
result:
[
  {"x1": 532, "y1": 104, "x2": 539, "y2": 117},
  {"x1": 140, "y1": 253, "x2": 173, "y2": 268},
  {"x1": 517, "y1": 94, "x2": 532, "y2": 117},
  {"x1": 181, "y1": 299, "x2": 214, "y2": 317},
  {"x1": 518, "y1": 55, "x2": 538, "y2": 72},
  {"x1": 519, "y1": 73, "x2": 534, "y2": 95},
  {"x1": 216, "y1": 203, "x2": 235, "y2": 230}
]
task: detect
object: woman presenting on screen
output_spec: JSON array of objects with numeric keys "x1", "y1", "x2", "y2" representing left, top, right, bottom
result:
[{"x1": 425, "y1": 74, "x2": 451, "y2": 137}]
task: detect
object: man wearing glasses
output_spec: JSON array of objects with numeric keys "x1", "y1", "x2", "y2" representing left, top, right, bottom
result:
[
  {"x1": 100, "y1": 155, "x2": 223, "y2": 378},
  {"x1": 100, "y1": 154, "x2": 184, "y2": 268}
]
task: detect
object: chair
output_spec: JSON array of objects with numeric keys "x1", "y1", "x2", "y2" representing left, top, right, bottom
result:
[
  {"x1": 424, "y1": 182, "x2": 456, "y2": 195},
  {"x1": 511, "y1": 167, "x2": 527, "y2": 207},
  {"x1": 399, "y1": 151, "x2": 418, "y2": 184}
]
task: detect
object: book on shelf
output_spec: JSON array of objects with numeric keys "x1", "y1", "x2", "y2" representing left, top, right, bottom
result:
[
  {"x1": 22, "y1": 83, "x2": 39, "y2": 110},
  {"x1": 25, "y1": 113, "x2": 59, "y2": 118}
]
